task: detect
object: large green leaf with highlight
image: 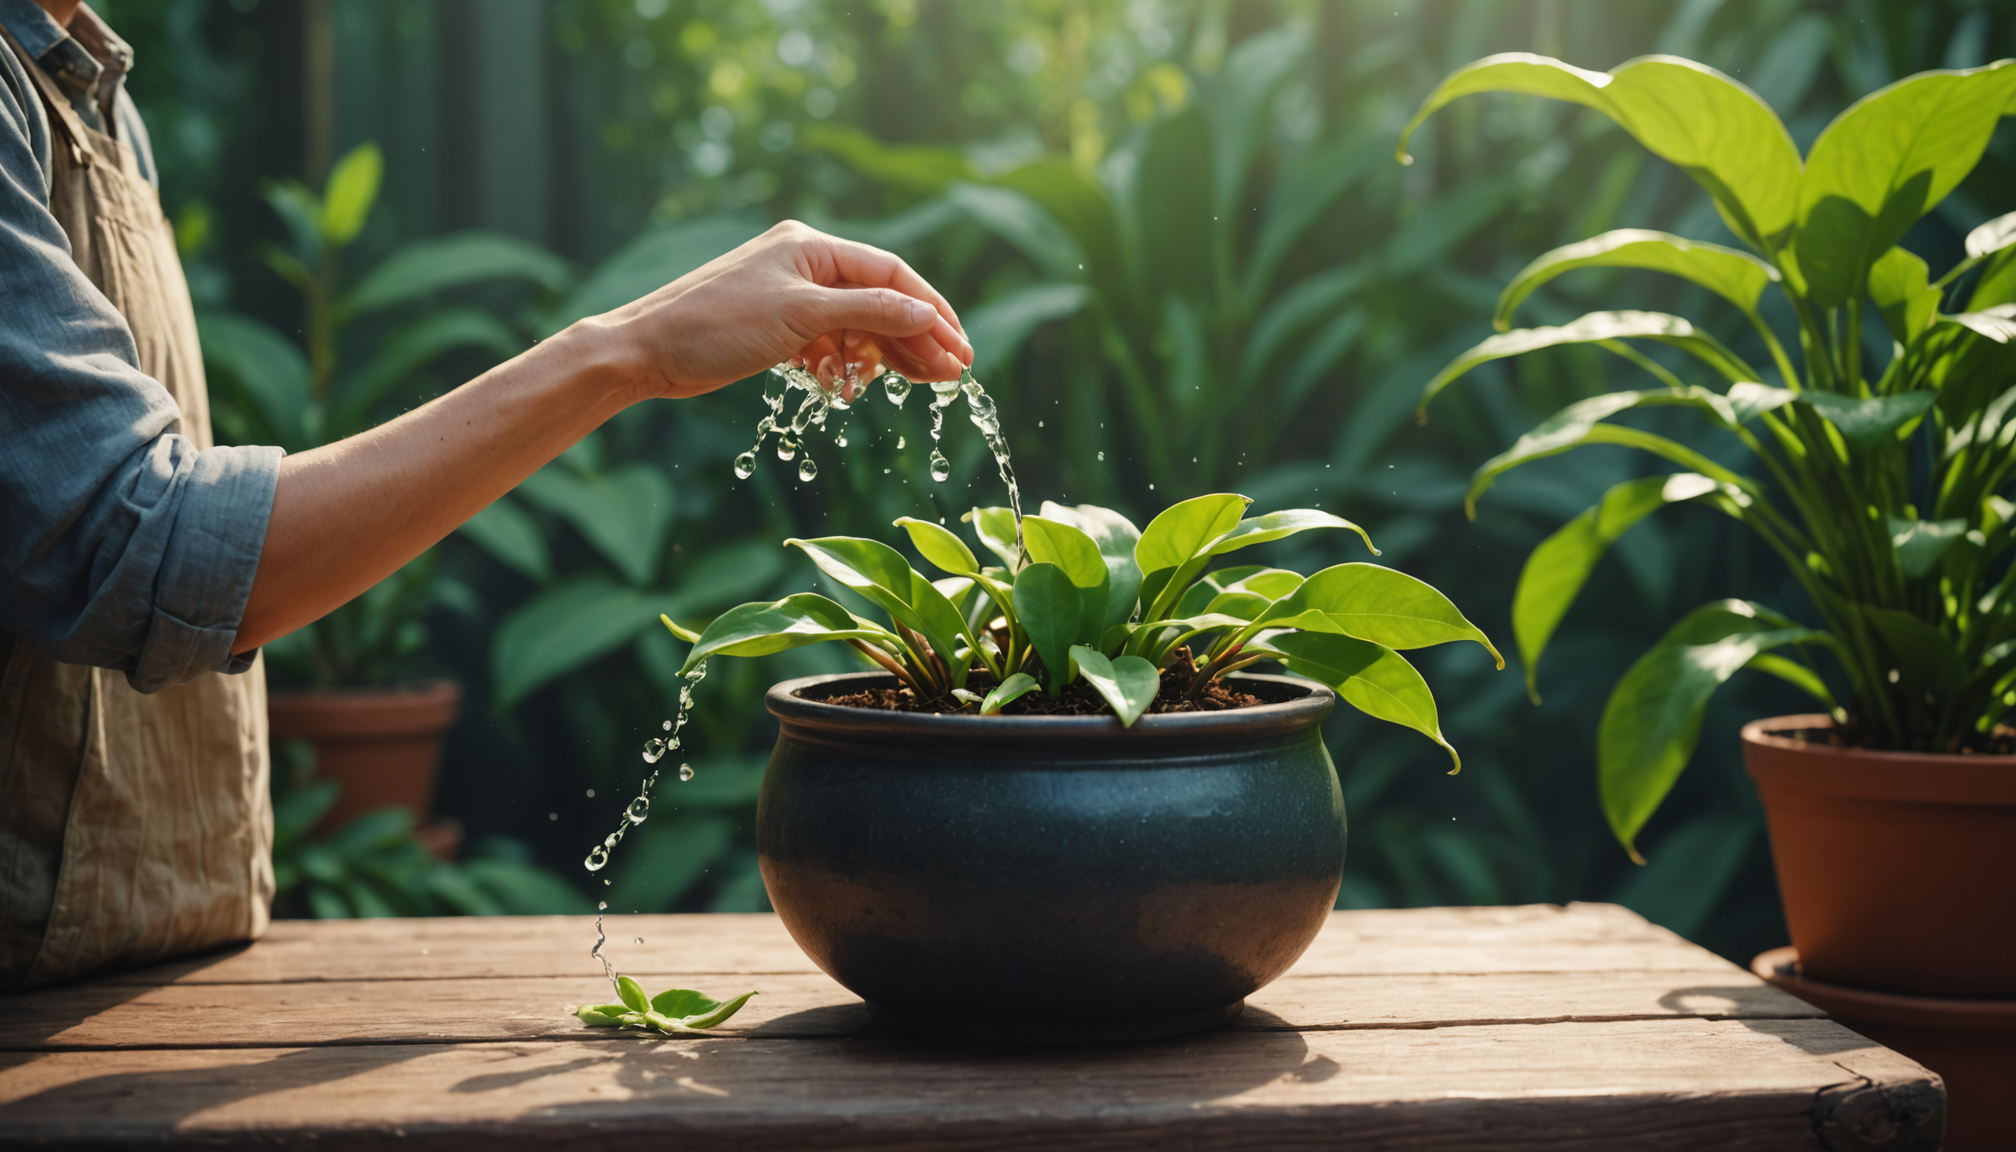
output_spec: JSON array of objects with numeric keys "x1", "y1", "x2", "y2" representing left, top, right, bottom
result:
[
  {"x1": 1137, "y1": 494, "x2": 1252, "y2": 620},
  {"x1": 1038, "y1": 502, "x2": 1143, "y2": 629},
  {"x1": 518, "y1": 463, "x2": 675, "y2": 587},
  {"x1": 1258, "y1": 631, "x2": 1459, "y2": 771},
  {"x1": 787, "y1": 537, "x2": 976, "y2": 685},
  {"x1": 1014, "y1": 563, "x2": 1082, "y2": 695},
  {"x1": 1799, "y1": 391, "x2": 1936, "y2": 449},
  {"x1": 346, "y1": 231, "x2": 574, "y2": 317},
  {"x1": 1465, "y1": 390, "x2": 1755, "y2": 514},
  {"x1": 1071, "y1": 646, "x2": 1161, "y2": 727},
  {"x1": 1211, "y1": 509, "x2": 1378, "y2": 558},
  {"x1": 678, "y1": 594, "x2": 891, "y2": 674},
  {"x1": 1021, "y1": 516, "x2": 1109, "y2": 644},
  {"x1": 1600, "y1": 600, "x2": 1823, "y2": 861},
  {"x1": 1420, "y1": 311, "x2": 1757, "y2": 415},
  {"x1": 1495, "y1": 230, "x2": 1777, "y2": 330},
  {"x1": 963, "y1": 506, "x2": 1022, "y2": 568},
  {"x1": 1398, "y1": 54, "x2": 1802, "y2": 249},
  {"x1": 1259, "y1": 563, "x2": 1503, "y2": 668},
  {"x1": 894, "y1": 517, "x2": 980, "y2": 576},
  {"x1": 1514, "y1": 473, "x2": 1733, "y2": 701},
  {"x1": 1868, "y1": 247, "x2": 1942, "y2": 347},
  {"x1": 981, "y1": 673, "x2": 1039, "y2": 715},
  {"x1": 1791, "y1": 61, "x2": 2016, "y2": 307}
]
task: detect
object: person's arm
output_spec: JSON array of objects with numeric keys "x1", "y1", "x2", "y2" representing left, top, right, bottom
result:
[{"x1": 231, "y1": 221, "x2": 972, "y2": 654}]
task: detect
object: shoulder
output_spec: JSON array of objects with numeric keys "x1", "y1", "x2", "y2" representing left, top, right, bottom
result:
[{"x1": 0, "y1": 43, "x2": 51, "y2": 200}]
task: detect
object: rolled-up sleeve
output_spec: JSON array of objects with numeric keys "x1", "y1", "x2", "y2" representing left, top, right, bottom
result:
[{"x1": 0, "y1": 46, "x2": 279, "y2": 693}]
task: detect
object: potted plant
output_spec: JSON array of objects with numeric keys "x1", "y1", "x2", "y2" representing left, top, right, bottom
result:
[
  {"x1": 1400, "y1": 51, "x2": 2016, "y2": 1137},
  {"x1": 199, "y1": 142, "x2": 570, "y2": 851},
  {"x1": 662, "y1": 489, "x2": 1497, "y2": 1040}
]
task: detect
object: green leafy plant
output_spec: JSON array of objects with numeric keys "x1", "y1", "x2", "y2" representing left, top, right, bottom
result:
[
  {"x1": 1406, "y1": 53, "x2": 2016, "y2": 858},
  {"x1": 198, "y1": 141, "x2": 570, "y2": 686},
  {"x1": 671, "y1": 465, "x2": 1499, "y2": 767},
  {"x1": 575, "y1": 977, "x2": 757, "y2": 1034}
]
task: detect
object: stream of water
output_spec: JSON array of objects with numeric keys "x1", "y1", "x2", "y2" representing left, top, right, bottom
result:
[{"x1": 582, "y1": 355, "x2": 1023, "y2": 996}]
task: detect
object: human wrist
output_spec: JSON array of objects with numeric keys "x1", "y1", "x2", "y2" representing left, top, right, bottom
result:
[{"x1": 542, "y1": 314, "x2": 663, "y2": 412}]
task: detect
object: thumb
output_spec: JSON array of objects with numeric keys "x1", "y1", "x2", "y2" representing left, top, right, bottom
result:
[{"x1": 804, "y1": 286, "x2": 939, "y2": 338}]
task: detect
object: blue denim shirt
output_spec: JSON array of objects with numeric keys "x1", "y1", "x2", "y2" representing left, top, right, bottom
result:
[{"x1": 1, "y1": 0, "x2": 279, "y2": 692}]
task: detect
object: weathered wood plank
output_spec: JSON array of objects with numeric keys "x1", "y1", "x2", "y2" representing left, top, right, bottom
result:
[
  {"x1": 86, "y1": 904, "x2": 1723, "y2": 986},
  {"x1": 0, "y1": 969, "x2": 1825, "y2": 1051},
  {"x1": 0, "y1": 1021, "x2": 1938, "y2": 1151}
]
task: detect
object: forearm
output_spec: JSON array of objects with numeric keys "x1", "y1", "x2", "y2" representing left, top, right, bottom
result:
[{"x1": 232, "y1": 323, "x2": 637, "y2": 654}]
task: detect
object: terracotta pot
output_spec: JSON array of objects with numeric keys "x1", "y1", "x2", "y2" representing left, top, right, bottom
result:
[
  {"x1": 1742, "y1": 715, "x2": 2016, "y2": 998},
  {"x1": 267, "y1": 680, "x2": 462, "y2": 844},
  {"x1": 1756, "y1": 947, "x2": 2011, "y2": 1152}
]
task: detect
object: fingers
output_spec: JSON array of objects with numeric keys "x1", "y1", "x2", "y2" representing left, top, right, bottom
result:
[
  {"x1": 816, "y1": 235, "x2": 966, "y2": 333},
  {"x1": 802, "y1": 287, "x2": 969, "y2": 380}
]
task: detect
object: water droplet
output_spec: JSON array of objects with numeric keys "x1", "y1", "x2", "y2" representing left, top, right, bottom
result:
[
  {"x1": 679, "y1": 763, "x2": 695, "y2": 782},
  {"x1": 896, "y1": 435, "x2": 906, "y2": 450},
  {"x1": 883, "y1": 373, "x2": 912, "y2": 406},
  {"x1": 929, "y1": 449, "x2": 951, "y2": 483},
  {"x1": 776, "y1": 433, "x2": 799, "y2": 461},
  {"x1": 642, "y1": 738, "x2": 666, "y2": 763},
  {"x1": 835, "y1": 430, "x2": 848, "y2": 447},
  {"x1": 733, "y1": 452, "x2": 756, "y2": 479},
  {"x1": 1098, "y1": 451, "x2": 1106, "y2": 461},
  {"x1": 634, "y1": 937, "x2": 645, "y2": 945},
  {"x1": 598, "y1": 901, "x2": 608, "y2": 911},
  {"x1": 586, "y1": 848, "x2": 610, "y2": 871},
  {"x1": 662, "y1": 720, "x2": 672, "y2": 731},
  {"x1": 626, "y1": 796, "x2": 650, "y2": 824},
  {"x1": 604, "y1": 833, "x2": 619, "y2": 848},
  {"x1": 798, "y1": 457, "x2": 818, "y2": 482}
]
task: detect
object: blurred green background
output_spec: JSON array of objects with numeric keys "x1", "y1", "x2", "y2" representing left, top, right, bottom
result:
[{"x1": 100, "y1": 0, "x2": 2014, "y2": 961}]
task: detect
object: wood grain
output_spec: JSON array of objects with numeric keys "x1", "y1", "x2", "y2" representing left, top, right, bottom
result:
[
  {"x1": 0, "y1": 904, "x2": 1942, "y2": 1151},
  {"x1": 0, "y1": 968, "x2": 1825, "y2": 1051},
  {"x1": 0, "y1": 1021, "x2": 1934, "y2": 1151}
]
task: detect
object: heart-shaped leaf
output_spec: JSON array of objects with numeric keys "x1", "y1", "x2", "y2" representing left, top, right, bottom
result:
[
  {"x1": 1071, "y1": 646, "x2": 1162, "y2": 727},
  {"x1": 1014, "y1": 563, "x2": 1082, "y2": 694}
]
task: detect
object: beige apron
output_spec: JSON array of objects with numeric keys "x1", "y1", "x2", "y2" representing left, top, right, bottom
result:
[{"x1": 0, "y1": 27, "x2": 272, "y2": 987}]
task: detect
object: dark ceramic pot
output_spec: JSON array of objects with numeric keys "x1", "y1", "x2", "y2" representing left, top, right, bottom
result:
[{"x1": 758, "y1": 671, "x2": 1345, "y2": 1043}]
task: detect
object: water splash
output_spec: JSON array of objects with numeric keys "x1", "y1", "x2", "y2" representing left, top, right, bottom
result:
[
  {"x1": 587, "y1": 657, "x2": 708, "y2": 992},
  {"x1": 797, "y1": 458, "x2": 818, "y2": 482}
]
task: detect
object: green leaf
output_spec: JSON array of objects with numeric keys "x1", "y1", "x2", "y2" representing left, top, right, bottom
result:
[
  {"x1": 1495, "y1": 230, "x2": 1778, "y2": 330},
  {"x1": 1515, "y1": 474, "x2": 1731, "y2": 701},
  {"x1": 1210, "y1": 508, "x2": 1378, "y2": 558},
  {"x1": 1203, "y1": 24, "x2": 1306, "y2": 218},
  {"x1": 1726, "y1": 382, "x2": 1799, "y2": 423},
  {"x1": 321, "y1": 142, "x2": 382, "y2": 245},
  {"x1": 788, "y1": 537, "x2": 976, "y2": 686},
  {"x1": 1862, "y1": 605, "x2": 1967, "y2": 692},
  {"x1": 491, "y1": 577, "x2": 660, "y2": 707},
  {"x1": 1257, "y1": 631, "x2": 1459, "y2": 771},
  {"x1": 1398, "y1": 54, "x2": 1802, "y2": 249},
  {"x1": 1744, "y1": 653, "x2": 1838, "y2": 711},
  {"x1": 1791, "y1": 61, "x2": 2016, "y2": 307},
  {"x1": 1420, "y1": 311, "x2": 1756, "y2": 415},
  {"x1": 962, "y1": 283, "x2": 1091, "y2": 376},
  {"x1": 1037, "y1": 502, "x2": 1143, "y2": 631},
  {"x1": 1889, "y1": 517, "x2": 1970, "y2": 580},
  {"x1": 1259, "y1": 563, "x2": 1504, "y2": 668},
  {"x1": 800, "y1": 122, "x2": 978, "y2": 195},
  {"x1": 575, "y1": 1004, "x2": 631, "y2": 1027},
  {"x1": 1014, "y1": 563, "x2": 1083, "y2": 695},
  {"x1": 1965, "y1": 210, "x2": 2016, "y2": 261},
  {"x1": 1466, "y1": 392, "x2": 1757, "y2": 515},
  {"x1": 1869, "y1": 247, "x2": 1942, "y2": 347},
  {"x1": 895, "y1": 516, "x2": 980, "y2": 576},
  {"x1": 333, "y1": 307, "x2": 523, "y2": 435},
  {"x1": 981, "y1": 672, "x2": 1039, "y2": 714},
  {"x1": 1021, "y1": 516, "x2": 1110, "y2": 642},
  {"x1": 678, "y1": 594, "x2": 891, "y2": 674},
  {"x1": 1071, "y1": 646, "x2": 1161, "y2": 727},
  {"x1": 195, "y1": 311, "x2": 311, "y2": 450},
  {"x1": 650, "y1": 988, "x2": 719, "y2": 1018},
  {"x1": 457, "y1": 495, "x2": 552, "y2": 583},
  {"x1": 1800, "y1": 391, "x2": 1936, "y2": 449},
  {"x1": 616, "y1": 975, "x2": 650, "y2": 1013},
  {"x1": 345, "y1": 231, "x2": 574, "y2": 317},
  {"x1": 948, "y1": 182, "x2": 1087, "y2": 282},
  {"x1": 1136, "y1": 494, "x2": 1252, "y2": 619},
  {"x1": 665, "y1": 539, "x2": 789, "y2": 619},
  {"x1": 539, "y1": 214, "x2": 765, "y2": 336},
  {"x1": 963, "y1": 507, "x2": 1022, "y2": 568},
  {"x1": 518, "y1": 463, "x2": 675, "y2": 587},
  {"x1": 1600, "y1": 600, "x2": 1822, "y2": 860},
  {"x1": 678, "y1": 990, "x2": 758, "y2": 1029}
]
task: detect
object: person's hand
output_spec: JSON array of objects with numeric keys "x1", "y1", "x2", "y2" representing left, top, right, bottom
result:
[{"x1": 584, "y1": 220, "x2": 973, "y2": 402}]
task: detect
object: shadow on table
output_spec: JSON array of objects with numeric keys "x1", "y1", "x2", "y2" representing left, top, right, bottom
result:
[
  {"x1": 0, "y1": 941, "x2": 253, "y2": 1050},
  {"x1": 454, "y1": 1003, "x2": 1333, "y2": 1114},
  {"x1": 1655, "y1": 984, "x2": 1874, "y2": 1056}
]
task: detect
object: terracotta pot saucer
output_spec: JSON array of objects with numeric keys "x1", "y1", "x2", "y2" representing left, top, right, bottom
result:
[{"x1": 1752, "y1": 946, "x2": 2016, "y2": 1031}]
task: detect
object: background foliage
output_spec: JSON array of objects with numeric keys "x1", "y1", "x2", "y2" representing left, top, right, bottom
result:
[{"x1": 97, "y1": 0, "x2": 2016, "y2": 962}]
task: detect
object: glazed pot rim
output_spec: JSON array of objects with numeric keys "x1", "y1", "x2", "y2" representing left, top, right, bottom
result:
[{"x1": 766, "y1": 670, "x2": 1334, "y2": 745}]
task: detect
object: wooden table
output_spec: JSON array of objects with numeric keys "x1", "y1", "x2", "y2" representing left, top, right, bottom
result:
[{"x1": 0, "y1": 904, "x2": 1944, "y2": 1149}]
